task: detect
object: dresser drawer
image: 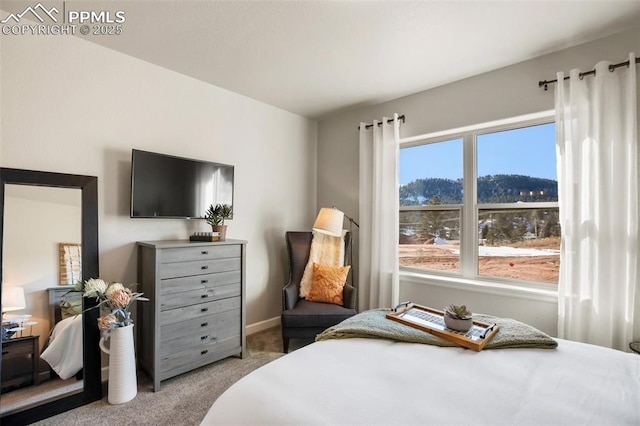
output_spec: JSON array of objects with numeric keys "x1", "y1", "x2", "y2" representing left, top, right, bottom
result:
[
  {"x1": 160, "y1": 311, "x2": 241, "y2": 357},
  {"x1": 159, "y1": 257, "x2": 240, "y2": 279},
  {"x1": 160, "y1": 335, "x2": 240, "y2": 374},
  {"x1": 160, "y1": 296, "x2": 241, "y2": 326},
  {"x1": 2, "y1": 340, "x2": 34, "y2": 357},
  {"x1": 160, "y1": 282, "x2": 241, "y2": 311},
  {"x1": 161, "y1": 308, "x2": 240, "y2": 342},
  {"x1": 160, "y1": 270, "x2": 240, "y2": 296},
  {"x1": 1, "y1": 336, "x2": 39, "y2": 392},
  {"x1": 2, "y1": 356, "x2": 33, "y2": 381},
  {"x1": 160, "y1": 245, "x2": 241, "y2": 263}
]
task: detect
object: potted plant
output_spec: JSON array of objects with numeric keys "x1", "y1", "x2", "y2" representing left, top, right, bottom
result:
[
  {"x1": 443, "y1": 304, "x2": 473, "y2": 332},
  {"x1": 204, "y1": 203, "x2": 232, "y2": 241}
]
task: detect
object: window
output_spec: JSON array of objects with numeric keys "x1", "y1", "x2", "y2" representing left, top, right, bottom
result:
[
  {"x1": 400, "y1": 138, "x2": 463, "y2": 273},
  {"x1": 399, "y1": 116, "x2": 559, "y2": 286}
]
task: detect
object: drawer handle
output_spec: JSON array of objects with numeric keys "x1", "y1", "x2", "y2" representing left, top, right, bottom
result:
[
  {"x1": 201, "y1": 279, "x2": 208, "y2": 284},
  {"x1": 201, "y1": 307, "x2": 209, "y2": 312},
  {"x1": 201, "y1": 265, "x2": 209, "y2": 270},
  {"x1": 201, "y1": 250, "x2": 209, "y2": 255},
  {"x1": 201, "y1": 349, "x2": 208, "y2": 355},
  {"x1": 201, "y1": 335, "x2": 209, "y2": 340},
  {"x1": 201, "y1": 322, "x2": 209, "y2": 327},
  {"x1": 201, "y1": 294, "x2": 209, "y2": 299}
]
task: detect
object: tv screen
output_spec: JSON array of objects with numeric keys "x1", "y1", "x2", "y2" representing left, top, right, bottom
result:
[{"x1": 130, "y1": 149, "x2": 234, "y2": 219}]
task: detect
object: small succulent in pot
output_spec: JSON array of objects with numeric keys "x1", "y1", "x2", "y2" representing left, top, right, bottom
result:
[
  {"x1": 444, "y1": 304, "x2": 472, "y2": 320},
  {"x1": 443, "y1": 304, "x2": 473, "y2": 332}
]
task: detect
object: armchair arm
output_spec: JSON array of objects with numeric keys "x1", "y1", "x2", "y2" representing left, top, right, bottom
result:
[
  {"x1": 282, "y1": 280, "x2": 299, "y2": 311},
  {"x1": 342, "y1": 284, "x2": 357, "y2": 310}
]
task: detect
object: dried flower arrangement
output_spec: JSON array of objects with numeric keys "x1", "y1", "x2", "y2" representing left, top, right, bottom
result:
[{"x1": 76, "y1": 278, "x2": 148, "y2": 335}]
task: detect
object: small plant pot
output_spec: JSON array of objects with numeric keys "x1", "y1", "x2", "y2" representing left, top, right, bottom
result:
[
  {"x1": 444, "y1": 315, "x2": 473, "y2": 332},
  {"x1": 212, "y1": 225, "x2": 227, "y2": 241}
]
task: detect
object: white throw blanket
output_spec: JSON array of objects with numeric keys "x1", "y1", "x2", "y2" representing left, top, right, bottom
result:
[
  {"x1": 40, "y1": 314, "x2": 84, "y2": 379},
  {"x1": 316, "y1": 309, "x2": 558, "y2": 349},
  {"x1": 299, "y1": 230, "x2": 345, "y2": 298}
]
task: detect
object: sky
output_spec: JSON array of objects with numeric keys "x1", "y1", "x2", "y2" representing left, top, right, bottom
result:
[{"x1": 399, "y1": 122, "x2": 557, "y2": 186}]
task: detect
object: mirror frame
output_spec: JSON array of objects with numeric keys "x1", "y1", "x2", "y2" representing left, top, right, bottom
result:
[{"x1": 0, "y1": 168, "x2": 102, "y2": 424}]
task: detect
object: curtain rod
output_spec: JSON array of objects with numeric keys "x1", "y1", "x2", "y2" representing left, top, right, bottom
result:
[
  {"x1": 538, "y1": 57, "x2": 639, "y2": 91},
  {"x1": 358, "y1": 114, "x2": 405, "y2": 131}
]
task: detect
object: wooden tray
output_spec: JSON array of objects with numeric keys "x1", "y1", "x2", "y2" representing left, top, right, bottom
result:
[{"x1": 386, "y1": 302, "x2": 499, "y2": 351}]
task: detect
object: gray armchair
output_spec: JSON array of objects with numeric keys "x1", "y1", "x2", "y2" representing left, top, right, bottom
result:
[{"x1": 281, "y1": 231, "x2": 357, "y2": 353}]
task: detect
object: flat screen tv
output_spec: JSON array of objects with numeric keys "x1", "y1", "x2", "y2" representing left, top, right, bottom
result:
[{"x1": 130, "y1": 149, "x2": 234, "y2": 219}]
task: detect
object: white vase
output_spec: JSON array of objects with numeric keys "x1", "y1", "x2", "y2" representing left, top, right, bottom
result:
[{"x1": 99, "y1": 324, "x2": 137, "y2": 404}]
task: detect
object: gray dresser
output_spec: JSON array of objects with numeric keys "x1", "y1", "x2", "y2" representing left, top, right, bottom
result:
[{"x1": 137, "y1": 239, "x2": 247, "y2": 391}]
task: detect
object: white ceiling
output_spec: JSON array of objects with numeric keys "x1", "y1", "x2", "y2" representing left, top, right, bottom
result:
[{"x1": 4, "y1": 1, "x2": 640, "y2": 118}]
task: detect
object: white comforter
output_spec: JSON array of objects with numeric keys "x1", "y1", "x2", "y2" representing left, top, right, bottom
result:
[
  {"x1": 202, "y1": 337, "x2": 640, "y2": 425},
  {"x1": 40, "y1": 315, "x2": 83, "y2": 380}
]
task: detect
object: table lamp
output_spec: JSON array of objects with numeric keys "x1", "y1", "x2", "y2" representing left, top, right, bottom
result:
[
  {"x1": 2, "y1": 286, "x2": 26, "y2": 314},
  {"x1": 2, "y1": 286, "x2": 26, "y2": 340}
]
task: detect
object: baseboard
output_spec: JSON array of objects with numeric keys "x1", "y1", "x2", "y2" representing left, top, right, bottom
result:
[{"x1": 246, "y1": 316, "x2": 280, "y2": 336}]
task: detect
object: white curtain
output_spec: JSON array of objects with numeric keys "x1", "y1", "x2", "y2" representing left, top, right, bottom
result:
[
  {"x1": 358, "y1": 114, "x2": 400, "y2": 311},
  {"x1": 555, "y1": 53, "x2": 639, "y2": 350}
]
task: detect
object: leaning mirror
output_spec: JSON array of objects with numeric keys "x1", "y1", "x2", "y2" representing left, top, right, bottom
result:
[{"x1": 0, "y1": 168, "x2": 101, "y2": 425}]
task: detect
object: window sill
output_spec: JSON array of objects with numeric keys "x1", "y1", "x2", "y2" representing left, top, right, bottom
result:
[{"x1": 399, "y1": 270, "x2": 558, "y2": 304}]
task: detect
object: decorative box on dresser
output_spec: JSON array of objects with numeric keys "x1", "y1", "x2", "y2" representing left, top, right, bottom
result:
[{"x1": 137, "y1": 239, "x2": 247, "y2": 391}]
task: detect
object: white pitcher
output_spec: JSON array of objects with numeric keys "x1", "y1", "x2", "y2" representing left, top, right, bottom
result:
[{"x1": 99, "y1": 324, "x2": 137, "y2": 404}]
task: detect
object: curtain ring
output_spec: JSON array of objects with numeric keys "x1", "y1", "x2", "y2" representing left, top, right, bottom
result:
[
  {"x1": 579, "y1": 73, "x2": 584, "y2": 80},
  {"x1": 608, "y1": 64, "x2": 615, "y2": 72}
]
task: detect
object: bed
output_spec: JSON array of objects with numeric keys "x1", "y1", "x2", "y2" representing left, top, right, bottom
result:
[
  {"x1": 40, "y1": 286, "x2": 84, "y2": 380},
  {"x1": 202, "y1": 310, "x2": 640, "y2": 425}
]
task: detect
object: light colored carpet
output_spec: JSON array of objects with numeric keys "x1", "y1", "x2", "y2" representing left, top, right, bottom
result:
[
  {"x1": 29, "y1": 327, "x2": 311, "y2": 426},
  {"x1": 1, "y1": 374, "x2": 83, "y2": 415}
]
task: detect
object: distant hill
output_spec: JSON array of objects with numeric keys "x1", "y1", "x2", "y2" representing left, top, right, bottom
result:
[{"x1": 400, "y1": 174, "x2": 558, "y2": 205}]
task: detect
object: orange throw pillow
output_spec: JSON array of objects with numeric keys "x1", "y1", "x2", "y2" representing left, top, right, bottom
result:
[{"x1": 307, "y1": 262, "x2": 351, "y2": 305}]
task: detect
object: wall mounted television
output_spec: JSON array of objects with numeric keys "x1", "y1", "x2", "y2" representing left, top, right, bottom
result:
[{"x1": 130, "y1": 149, "x2": 234, "y2": 219}]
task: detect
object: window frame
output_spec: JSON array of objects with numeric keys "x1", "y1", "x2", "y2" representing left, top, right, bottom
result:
[{"x1": 399, "y1": 110, "x2": 558, "y2": 294}]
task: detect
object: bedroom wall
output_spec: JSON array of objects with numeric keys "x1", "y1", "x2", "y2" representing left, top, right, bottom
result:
[
  {"x1": 3, "y1": 186, "x2": 81, "y2": 351},
  {"x1": 0, "y1": 24, "x2": 317, "y2": 332},
  {"x1": 316, "y1": 27, "x2": 640, "y2": 336}
]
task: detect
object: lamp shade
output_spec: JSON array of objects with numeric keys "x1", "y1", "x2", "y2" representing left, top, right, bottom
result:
[
  {"x1": 313, "y1": 207, "x2": 344, "y2": 237},
  {"x1": 2, "y1": 286, "x2": 26, "y2": 312}
]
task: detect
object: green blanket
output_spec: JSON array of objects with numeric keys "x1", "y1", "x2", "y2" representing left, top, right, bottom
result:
[{"x1": 316, "y1": 309, "x2": 557, "y2": 350}]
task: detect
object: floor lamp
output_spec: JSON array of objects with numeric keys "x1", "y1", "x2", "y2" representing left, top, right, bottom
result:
[{"x1": 313, "y1": 206, "x2": 360, "y2": 289}]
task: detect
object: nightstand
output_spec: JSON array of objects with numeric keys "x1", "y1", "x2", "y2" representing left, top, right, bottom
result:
[{"x1": 1, "y1": 335, "x2": 40, "y2": 393}]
